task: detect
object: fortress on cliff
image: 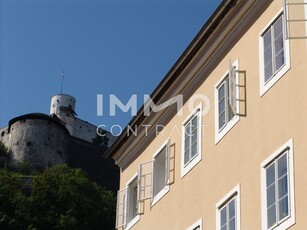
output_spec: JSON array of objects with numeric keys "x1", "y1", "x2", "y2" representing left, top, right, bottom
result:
[{"x1": 0, "y1": 94, "x2": 119, "y2": 192}]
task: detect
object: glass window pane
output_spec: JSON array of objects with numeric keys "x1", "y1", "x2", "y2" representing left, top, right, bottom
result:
[
  {"x1": 273, "y1": 15, "x2": 285, "y2": 73},
  {"x1": 219, "y1": 98, "x2": 226, "y2": 116},
  {"x1": 278, "y1": 153, "x2": 288, "y2": 178},
  {"x1": 221, "y1": 226, "x2": 227, "y2": 230},
  {"x1": 185, "y1": 123, "x2": 191, "y2": 137},
  {"x1": 154, "y1": 148, "x2": 167, "y2": 196},
  {"x1": 184, "y1": 150, "x2": 190, "y2": 165},
  {"x1": 275, "y1": 50, "x2": 285, "y2": 71},
  {"x1": 264, "y1": 45, "x2": 273, "y2": 64},
  {"x1": 274, "y1": 34, "x2": 284, "y2": 56},
  {"x1": 229, "y1": 199, "x2": 236, "y2": 219},
  {"x1": 218, "y1": 84, "x2": 225, "y2": 100},
  {"x1": 267, "y1": 204, "x2": 277, "y2": 228},
  {"x1": 267, "y1": 184, "x2": 276, "y2": 208},
  {"x1": 279, "y1": 195, "x2": 289, "y2": 221},
  {"x1": 263, "y1": 29, "x2": 273, "y2": 82},
  {"x1": 185, "y1": 137, "x2": 190, "y2": 153},
  {"x1": 266, "y1": 164, "x2": 275, "y2": 187},
  {"x1": 229, "y1": 218, "x2": 236, "y2": 230},
  {"x1": 221, "y1": 207, "x2": 227, "y2": 225},
  {"x1": 219, "y1": 112, "x2": 226, "y2": 130},
  {"x1": 278, "y1": 175, "x2": 288, "y2": 198},
  {"x1": 191, "y1": 127, "x2": 198, "y2": 144},
  {"x1": 263, "y1": 29, "x2": 272, "y2": 49},
  {"x1": 192, "y1": 116, "x2": 198, "y2": 130},
  {"x1": 273, "y1": 16, "x2": 283, "y2": 39},
  {"x1": 191, "y1": 142, "x2": 198, "y2": 159},
  {"x1": 265, "y1": 62, "x2": 273, "y2": 82}
]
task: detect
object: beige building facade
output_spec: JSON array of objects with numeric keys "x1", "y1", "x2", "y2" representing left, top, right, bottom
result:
[{"x1": 105, "y1": 0, "x2": 307, "y2": 229}]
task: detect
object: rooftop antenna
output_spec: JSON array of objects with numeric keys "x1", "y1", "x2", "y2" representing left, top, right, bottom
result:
[{"x1": 60, "y1": 70, "x2": 64, "y2": 94}]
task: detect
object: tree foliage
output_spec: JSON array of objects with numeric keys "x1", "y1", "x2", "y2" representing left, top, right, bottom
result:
[
  {"x1": 0, "y1": 141, "x2": 8, "y2": 156},
  {"x1": 0, "y1": 164, "x2": 116, "y2": 230}
]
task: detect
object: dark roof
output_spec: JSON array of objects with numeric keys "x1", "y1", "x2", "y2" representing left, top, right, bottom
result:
[{"x1": 9, "y1": 113, "x2": 69, "y2": 134}]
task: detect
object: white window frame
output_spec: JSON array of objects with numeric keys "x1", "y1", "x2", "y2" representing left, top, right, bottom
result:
[
  {"x1": 216, "y1": 184, "x2": 241, "y2": 230},
  {"x1": 186, "y1": 218, "x2": 203, "y2": 230},
  {"x1": 260, "y1": 138, "x2": 295, "y2": 230},
  {"x1": 215, "y1": 59, "x2": 240, "y2": 144},
  {"x1": 181, "y1": 103, "x2": 202, "y2": 178},
  {"x1": 259, "y1": 10, "x2": 290, "y2": 96},
  {"x1": 151, "y1": 139, "x2": 170, "y2": 206},
  {"x1": 125, "y1": 174, "x2": 140, "y2": 230}
]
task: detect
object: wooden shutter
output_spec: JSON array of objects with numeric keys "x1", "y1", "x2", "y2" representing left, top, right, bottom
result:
[
  {"x1": 138, "y1": 160, "x2": 154, "y2": 201},
  {"x1": 116, "y1": 187, "x2": 128, "y2": 229},
  {"x1": 228, "y1": 59, "x2": 237, "y2": 115}
]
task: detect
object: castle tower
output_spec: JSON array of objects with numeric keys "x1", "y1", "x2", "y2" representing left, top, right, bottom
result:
[
  {"x1": 50, "y1": 94, "x2": 76, "y2": 118},
  {"x1": 50, "y1": 94, "x2": 76, "y2": 135}
]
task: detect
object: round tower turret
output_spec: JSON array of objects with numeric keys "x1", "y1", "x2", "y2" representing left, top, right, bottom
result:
[{"x1": 50, "y1": 94, "x2": 76, "y2": 118}]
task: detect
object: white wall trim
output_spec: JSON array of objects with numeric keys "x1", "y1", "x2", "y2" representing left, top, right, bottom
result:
[
  {"x1": 214, "y1": 59, "x2": 240, "y2": 144},
  {"x1": 259, "y1": 9, "x2": 291, "y2": 97},
  {"x1": 260, "y1": 138, "x2": 295, "y2": 230}
]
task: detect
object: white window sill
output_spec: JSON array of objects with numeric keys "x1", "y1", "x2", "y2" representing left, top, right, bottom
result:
[
  {"x1": 125, "y1": 215, "x2": 140, "y2": 230},
  {"x1": 181, "y1": 153, "x2": 201, "y2": 178},
  {"x1": 260, "y1": 63, "x2": 290, "y2": 97},
  {"x1": 151, "y1": 185, "x2": 170, "y2": 207},
  {"x1": 215, "y1": 115, "x2": 240, "y2": 144},
  {"x1": 266, "y1": 216, "x2": 295, "y2": 230}
]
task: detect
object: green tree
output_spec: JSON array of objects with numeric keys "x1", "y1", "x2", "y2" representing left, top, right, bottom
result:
[
  {"x1": 0, "y1": 169, "x2": 29, "y2": 229},
  {"x1": 29, "y1": 164, "x2": 116, "y2": 230},
  {"x1": 0, "y1": 164, "x2": 116, "y2": 230}
]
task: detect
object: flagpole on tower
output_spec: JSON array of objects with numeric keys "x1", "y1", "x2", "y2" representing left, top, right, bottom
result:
[{"x1": 60, "y1": 70, "x2": 64, "y2": 94}]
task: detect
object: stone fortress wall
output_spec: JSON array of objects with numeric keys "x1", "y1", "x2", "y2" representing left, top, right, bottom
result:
[
  {"x1": 0, "y1": 113, "x2": 69, "y2": 169},
  {"x1": 0, "y1": 94, "x2": 119, "y2": 192}
]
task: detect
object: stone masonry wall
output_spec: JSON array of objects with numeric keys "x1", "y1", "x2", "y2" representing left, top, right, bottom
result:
[{"x1": 2, "y1": 118, "x2": 69, "y2": 169}]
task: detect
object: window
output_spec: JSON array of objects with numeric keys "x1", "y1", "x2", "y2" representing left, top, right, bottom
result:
[
  {"x1": 138, "y1": 140, "x2": 170, "y2": 206},
  {"x1": 261, "y1": 139, "x2": 295, "y2": 230},
  {"x1": 216, "y1": 185, "x2": 240, "y2": 230},
  {"x1": 215, "y1": 59, "x2": 239, "y2": 144},
  {"x1": 220, "y1": 198, "x2": 236, "y2": 230},
  {"x1": 259, "y1": 12, "x2": 290, "y2": 96},
  {"x1": 115, "y1": 174, "x2": 140, "y2": 229},
  {"x1": 217, "y1": 76, "x2": 235, "y2": 130},
  {"x1": 181, "y1": 104, "x2": 202, "y2": 178},
  {"x1": 126, "y1": 177, "x2": 138, "y2": 224},
  {"x1": 153, "y1": 142, "x2": 170, "y2": 200},
  {"x1": 186, "y1": 218, "x2": 203, "y2": 230},
  {"x1": 184, "y1": 112, "x2": 199, "y2": 165}
]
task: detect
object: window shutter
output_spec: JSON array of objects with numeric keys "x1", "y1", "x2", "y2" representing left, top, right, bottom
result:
[
  {"x1": 228, "y1": 59, "x2": 237, "y2": 115},
  {"x1": 165, "y1": 140, "x2": 170, "y2": 185},
  {"x1": 116, "y1": 187, "x2": 128, "y2": 229},
  {"x1": 284, "y1": 0, "x2": 307, "y2": 39},
  {"x1": 138, "y1": 160, "x2": 154, "y2": 201}
]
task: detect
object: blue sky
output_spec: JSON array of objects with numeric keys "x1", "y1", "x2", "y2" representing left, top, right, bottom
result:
[{"x1": 0, "y1": 0, "x2": 221, "y2": 130}]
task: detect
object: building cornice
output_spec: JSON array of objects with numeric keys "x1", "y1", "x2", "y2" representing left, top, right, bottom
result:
[{"x1": 105, "y1": 0, "x2": 272, "y2": 170}]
